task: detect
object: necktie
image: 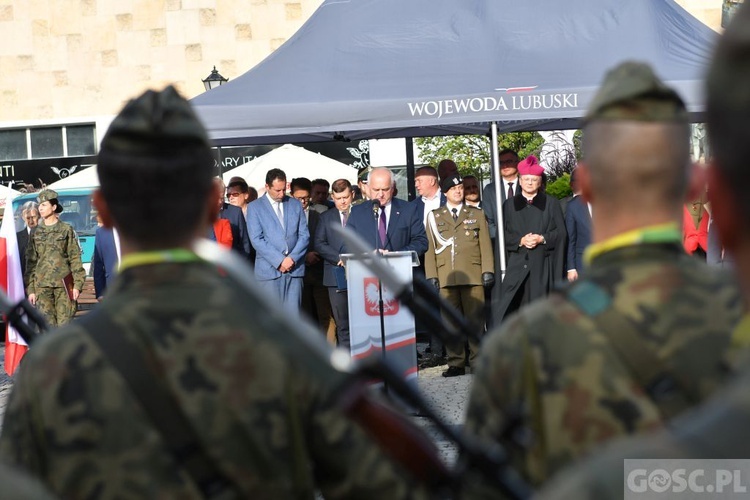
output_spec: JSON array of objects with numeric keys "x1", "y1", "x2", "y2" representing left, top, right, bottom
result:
[
  {"x1": 507, "y1": 182, "x2": 514, "y2": 200},
  {"x1": 451, "y1": 208, "x2": 458, "y2": 221},
  {"x1": 378, "y1": 208, "x2": 387, "y2": 249},
  {"x1": 275, "y1": 201, "x2": 284, "y2": 228},
  {"x1": 341, "y1": 211, "x2": 348, "y2": 227}
]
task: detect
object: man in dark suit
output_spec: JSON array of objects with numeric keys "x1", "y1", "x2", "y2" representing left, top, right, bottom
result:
[
  {"x1": 16, "y1": 202, "x2": 39, "y2": 282},
  {"x1": 314, "y1": 179, "x2": 355, "y2": 349},
  {"x1": 247, "y1": 168, "x2": 309, "y2": 310},
  {"x1": 292, "y1": 177, "x2": 336, "y2": 344},
  {"x1": 346, "y1": 167, "x2": 427, "y2": 255},
  {"x1": 564, "y1": 172, "x2": 592, "y2": 282},
  {"x1": 92, "y1": 226, "x2": 120, "y2": 298},
  {"x1": 216, "y1": 178, "x2": 252, "y2": 261}
]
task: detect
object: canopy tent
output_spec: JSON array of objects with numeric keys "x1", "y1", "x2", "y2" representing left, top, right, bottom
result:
[
  {"x1": 192, "y1": 0, "x2": 717, "y2": 146},
  {"x1": 47, "y1": 166, "x2": 99, "y2": 190},
  {"x1": 223, "y1": 144, "x2": 357, "y2": 193}
]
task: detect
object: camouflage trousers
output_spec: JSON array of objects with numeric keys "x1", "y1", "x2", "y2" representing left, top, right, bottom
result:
[{"x1": 35, "y1": 287, "x2": 76, "y2": 328}]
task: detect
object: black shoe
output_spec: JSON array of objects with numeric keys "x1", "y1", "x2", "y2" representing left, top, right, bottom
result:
[
  {"x1": 419, "y1": 355, "x2": 447, "y2": 369},
  {"x1": 442, "y1": 366, "x2": 465, "y2": 378}
]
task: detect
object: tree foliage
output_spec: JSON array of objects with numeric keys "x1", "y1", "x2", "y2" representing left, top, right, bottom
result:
[{"x1": 545, "y1": 173, "x2": 572, "y2": 200}]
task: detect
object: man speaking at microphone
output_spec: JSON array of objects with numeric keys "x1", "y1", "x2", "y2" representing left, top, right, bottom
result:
[{"x1": 346, "y1": 167, "x2": 427, "y2": 256}]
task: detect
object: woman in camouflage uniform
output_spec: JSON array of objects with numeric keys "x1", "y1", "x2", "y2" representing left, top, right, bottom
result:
[{"x1": 25, "y1": 189, "x2": 86, "y2": 327}]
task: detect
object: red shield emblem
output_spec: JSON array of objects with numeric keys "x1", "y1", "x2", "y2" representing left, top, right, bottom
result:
[{"x1": 363, "y1": 277, "x2": 399, "y2": 316}]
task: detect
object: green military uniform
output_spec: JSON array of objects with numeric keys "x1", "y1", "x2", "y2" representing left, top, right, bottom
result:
[
  {"x1": 424, "y1": 198, "x2": 493, "y2": 370},
  {"x1": 25, "y1": 190, "x2": 86, "y2": 327},
  {"x1": 0, "y1": 462, "x2": 58, "y2": 499},
  {"x1": 351, "y1": 166, "x2": 371, "y2": 206},
  {"x1": 0, "y1": 253, "x2": 424, "y2": 499},
  {"x1": 462, "y1": 62, "x2": 746, "y2": 497},
  {"x1": 536, "y1": 316, "x2": 750, "y2": 500}
]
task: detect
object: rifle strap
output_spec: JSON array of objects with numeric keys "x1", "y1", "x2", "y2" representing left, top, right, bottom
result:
[
  {"x1": 564, "y1": 281, "x2": 692, "y2": 421},
  {"x1": 79, "y1": 311, "x2": 239, "y2": 499}
]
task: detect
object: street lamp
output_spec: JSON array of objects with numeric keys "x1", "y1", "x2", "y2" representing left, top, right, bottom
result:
[{"x1": 202, "y1": 66, "x2": 228, "y2": 91}]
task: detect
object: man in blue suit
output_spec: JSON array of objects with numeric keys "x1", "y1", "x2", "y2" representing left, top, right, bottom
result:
[
  {"x1": 314, "y1": 179, "x2": 355, "y2": 349},
  {"x1": 248, "y1": 168, "x2": 309, "y2": 309},
  {"x1": 346, "y1": 167, "x2": 427, "y2": 255},
  {"x1": 92, "y1": 226, "x2": 120, "y2": 298},
  {"x1": 564, "y1": 170, "x2": 592, "y2": 281}
]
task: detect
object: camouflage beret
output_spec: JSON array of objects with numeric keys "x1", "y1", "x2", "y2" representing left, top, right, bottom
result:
[
  {"x1": 37, "y1": 189, "x2": 63, "y2": 213},
  {"x1": 100, "y1": 85, "x2": 211, "y2": 156},
  {"x1": 440, "y1": 173, "x2": 462, "y2": 193},
  {"x1": 584, "y1": 61, "x2": 688, "y2": 124},
  {"x1": 707, "y1": 1, "x2": 750, "y2": 114}
]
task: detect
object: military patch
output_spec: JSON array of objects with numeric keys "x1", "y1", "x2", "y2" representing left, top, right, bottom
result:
[
  {"x1": 567, "y1": 281, "x2": 611, "y2": 316},
  {"x1": 463, "y1": 219, "x2": 477, "y2": 224}
]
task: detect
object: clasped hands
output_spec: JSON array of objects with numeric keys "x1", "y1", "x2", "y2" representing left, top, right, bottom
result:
[
  {"x1": 520, "y1": 233, "x2": 545, "y2": 249},
  {"x1": 278, "y1": 256, "x2": 295, "y2": 273}
]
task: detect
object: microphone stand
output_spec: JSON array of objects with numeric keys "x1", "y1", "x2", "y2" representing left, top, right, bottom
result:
[{"x1": 372, "y1": 200, "x2": 389, "y2": 395}]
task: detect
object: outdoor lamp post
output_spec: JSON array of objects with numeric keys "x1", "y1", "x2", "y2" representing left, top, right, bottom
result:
[{"x1": 202, "y1": 66, "x2": 228, "y2": 91}]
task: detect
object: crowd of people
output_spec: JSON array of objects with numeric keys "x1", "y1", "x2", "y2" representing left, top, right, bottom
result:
[{"x1": 2, "y1": 4, "x2": 750, "y2": 498}]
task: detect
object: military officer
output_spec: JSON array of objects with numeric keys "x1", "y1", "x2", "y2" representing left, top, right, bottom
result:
[
  {"x1": 461, "y1": 61, "x2": 745, "y2": 497},
  {"x1": 25, "y1": 189, "x2": 86, "y2": 327},
  {"x1": 535, "y1": 8, "x2": 750, "y2": 499},
  {"x1": 424, "y1": 173, "x2": 494, "y2": 378},
  {"x1": 0, "y1": 87, "x2": 426, "y2": 499}
]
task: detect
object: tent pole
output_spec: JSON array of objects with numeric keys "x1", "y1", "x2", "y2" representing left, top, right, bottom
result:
[
  {"x1": 489, "y1": 122, "x2": 507, "y2": 281},
  {"x1": 405, "y1": 137, "x2": 416, "y2": 201}
]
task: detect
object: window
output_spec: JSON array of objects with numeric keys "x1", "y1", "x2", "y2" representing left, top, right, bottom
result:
[
  {"x1": 66, "y1": 125, "x2": 96, "y2": 157},
  {"x1": 30, "y1": 127, "x2": 64, "y2": 158},
  {"x1": 0, "y1": 129, "x2": 28, "y2": 161}
]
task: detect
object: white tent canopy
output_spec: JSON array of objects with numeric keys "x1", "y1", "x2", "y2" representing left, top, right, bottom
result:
[
  {"x1": 47, "y1": 166, "x2": 99, "y2": 190},
  {"x1": 222, "y1": 144, "x2": 357, "y2": 193}
]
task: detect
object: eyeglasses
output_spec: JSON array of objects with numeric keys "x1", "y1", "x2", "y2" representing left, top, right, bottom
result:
[
  {"x1": 226, "y1": 192, "x2": 242, "y2": 198},
  {"x1": 499, "y1": 160, "x2": 517, "y2": 166}
]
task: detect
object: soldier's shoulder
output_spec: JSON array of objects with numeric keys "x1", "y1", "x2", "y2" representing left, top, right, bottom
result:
[{"x1": 0, "y1": 462, "x2": 58, "y2": 499}]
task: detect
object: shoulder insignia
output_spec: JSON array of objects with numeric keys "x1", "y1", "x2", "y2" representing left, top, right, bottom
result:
[{"x1": 567, "y1": 281, "x2": 611, "y2": 316}]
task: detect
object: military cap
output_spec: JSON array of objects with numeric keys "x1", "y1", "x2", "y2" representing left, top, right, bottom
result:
[
  {"x1": 100, "y1": 85, "x2": 210, "y2": 157},
  {"x1": 584, "y1": 61, "x2": 688, "y2": 123},
  {"x1": 37, "y1": 189, "x2": 63, "y2": 213},
  {"x1": 440, "y1": 173, "x2": 462, "y2": 193},
  {"x1": 357, "y1": 166, "x2": 372, "y2": 183}
]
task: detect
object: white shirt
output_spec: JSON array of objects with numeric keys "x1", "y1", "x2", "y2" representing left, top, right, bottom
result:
[
  {"x1": 266, "y1": 192, "x2": 284, "y2": 218},
  {"x1": 445, "y1": 202, "x2": 463, "y2": 219},
  {"x1": 113, "y1": 227, "x2": 122, "y2": 266},
  {"x1": 503, "y1": 177, "x2": 519, "y2": 199},
  {"x1": 421, "y1": 190, "x2": 442, "y2": 225}
]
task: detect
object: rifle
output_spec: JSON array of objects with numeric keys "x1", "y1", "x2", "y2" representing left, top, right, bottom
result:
[
  {"x1": 194, "y1": 236, "x2": 531, "y2": 499},
  {"x1": 0, "y1": 293, "x2": 48, "y2": 345}
]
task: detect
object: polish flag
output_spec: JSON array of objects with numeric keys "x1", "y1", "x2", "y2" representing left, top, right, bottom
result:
[{"x1": 0, "y1": 192, "x2": 28, "y2": 375}]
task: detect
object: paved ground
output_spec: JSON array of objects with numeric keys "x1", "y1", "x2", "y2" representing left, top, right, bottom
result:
[{"x1": 0, "y1": 343, "x2": 471, "y2": 466}]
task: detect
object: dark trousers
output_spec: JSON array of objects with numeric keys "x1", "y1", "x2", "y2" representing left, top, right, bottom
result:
[{"x1": 328, "y1": 287, "x2": 351, "y2": 349}]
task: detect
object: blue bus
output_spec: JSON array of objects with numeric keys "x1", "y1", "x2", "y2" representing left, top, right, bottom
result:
[{"x1": 13, "y1": 188, "x2": 98, "y2": 272}]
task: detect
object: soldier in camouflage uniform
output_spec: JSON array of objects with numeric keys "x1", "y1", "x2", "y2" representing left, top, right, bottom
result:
[
  {"x1": 25, "y1": 189, "x2": 86, "y2": 327},
  {"x1": 424, "y1": 173, "x2": 494, "y2": 377},
  {"x1": 0, "y1": 87, "x2": 425, "y2": 499},
  {"x1": 460, "y1": 61, "x2": 745, "y2": 497},
  {"x1": 535, "y1": 6, "x2": 750, "y2": 499}
]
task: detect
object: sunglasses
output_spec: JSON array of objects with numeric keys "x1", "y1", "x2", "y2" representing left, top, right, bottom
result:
[{"x1": 226, "y1": 192, "x2": 242, "y2": 198}]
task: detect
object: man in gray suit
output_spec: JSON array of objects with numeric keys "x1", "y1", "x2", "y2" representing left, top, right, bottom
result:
[{"x1": 247, "y1": 168, "x2": 309, "y2": 310}]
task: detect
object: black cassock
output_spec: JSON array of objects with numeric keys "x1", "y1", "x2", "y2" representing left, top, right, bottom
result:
[{"x1": 495, "y1": 192, "x2": 566, "y2": 322}]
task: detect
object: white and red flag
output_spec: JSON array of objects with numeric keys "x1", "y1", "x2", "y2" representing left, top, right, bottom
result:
[{"x1": 0, "y1": 191, "x2": 28, "y2": 375}]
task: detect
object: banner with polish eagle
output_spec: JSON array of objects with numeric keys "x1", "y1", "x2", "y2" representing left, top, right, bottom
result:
[{"x1": 0, "y1": 191, "x2": 28, "y2": 375}]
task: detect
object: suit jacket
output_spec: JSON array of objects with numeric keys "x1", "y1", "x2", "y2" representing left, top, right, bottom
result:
[
  {"x1": 424, "y1": 205, "x2": 493, "y2": 287},
  {"x1": 16, "y1": 228, "x2": 30, "y2": 281},
  {"x1": 248, "y1": 195, "x2": 309, "y2": 280},
  {"x1": 315, "y1": 208, "x2": 348, "y2": 288},
  {"x1": 410, "y1": 192, "x2": 447, "y2": 226},
  {"x1": 219, "y1": 203, "x2": 252, "y2": 260},
  {"x1": 565, "y1": 196, "x2": 592, "y2": 272},
  {"x1": 482, "y1": 178, "x2": 518, "y2": 240},
  {"x1": 93, "y1": 226, "x2": 119, "y2": 298},
  {"x1": 304, "y1": 209, "x2": 324, "y2": 285},
  {"x1": 346, "y1": 198, "x2": 428, "y2": 255}
]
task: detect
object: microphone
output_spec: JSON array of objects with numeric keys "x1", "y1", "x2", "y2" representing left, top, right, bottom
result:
[{"x1": 372, "y1": 199, "x2": 381, "y2": 219}]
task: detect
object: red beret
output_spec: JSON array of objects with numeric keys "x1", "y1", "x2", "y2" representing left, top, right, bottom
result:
[{"x1": 517, "y1": 155, "x2": 544, "y2": 177}]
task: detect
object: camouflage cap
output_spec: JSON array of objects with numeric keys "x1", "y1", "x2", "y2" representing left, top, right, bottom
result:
[
  {"x1": 584, "y1": 61, "x2": 688, "y2": 124},
  {"x1": 100, "y1": 85, "x2": 211, "y2": 157},
  {"x1": 37, "y1": 189, "x2": 63, "y2": 213}
]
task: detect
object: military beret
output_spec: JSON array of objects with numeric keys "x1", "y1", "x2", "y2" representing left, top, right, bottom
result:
[
  {"x1": 517, "y1": 155, "x2": 544, "y2": 177},
  {"x1": 37, "y1": 189, "x2": 63, "y2": 213},
  {"x1": 100, "y1": 85, "x2": 211, "y2": 157},
  {"x1": 584, "y1": 61, "x2": 688, "y2": 124},
  {"x1": 358, "y1": 166, "x2": 372, "y2": 183},
  {"x1": 440, "y1": 173, "x2": 462, "y2": 193}
]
